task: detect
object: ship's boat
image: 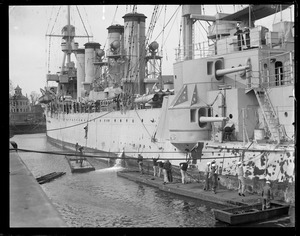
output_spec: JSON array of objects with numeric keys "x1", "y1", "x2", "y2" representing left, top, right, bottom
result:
[
  {"x1": 40, "y1": 5, "x2": 295, "y2": 203},
  {"x1": 213, "y1": 201, "x2": 290, "y2": 225}
]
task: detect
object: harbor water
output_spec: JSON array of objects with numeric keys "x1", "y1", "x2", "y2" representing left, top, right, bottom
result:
[{"x1": 10, "y1": 134, "x2": 293, "y2": 227}]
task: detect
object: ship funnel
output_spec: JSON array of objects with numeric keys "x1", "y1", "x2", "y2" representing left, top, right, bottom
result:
[
  {"x1": 84, "y1": 42, "x2": 101, "y2": 84},
  {"x1": 76, "y1": 48, "x2": 85, "y2": 100},
  {"x1": 123, "y1": 12, "x2": 147, "y2": 95},
  {"x1": 107, "y1": 25, "x2": 124, "y2": 57}
]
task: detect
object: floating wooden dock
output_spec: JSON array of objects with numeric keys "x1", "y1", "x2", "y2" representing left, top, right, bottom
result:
[
  {"x1": 36, "y1": 172, "x2": 66, "y2": 184},
  {"x1": 213, "y1": 201, "x2": 290, "y2": 225},
  {"x1": 65, "y1": 155, "x2": 95, "y2": 173}
]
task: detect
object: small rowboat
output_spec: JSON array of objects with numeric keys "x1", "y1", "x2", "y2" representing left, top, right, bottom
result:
[
  {"x1": 213, "y1": 201, "x2": 290, "y2": 225},
  {"x1": 36, "y1": 172, "x2": 66, "y2": 184},
  {"x1": 65, "y1": 155, "x2": 95, "y2": 173}
]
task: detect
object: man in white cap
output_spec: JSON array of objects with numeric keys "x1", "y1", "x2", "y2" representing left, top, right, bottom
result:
[
  {"x1": 236, "y1": 161, "x2": 245, "y2": 196},
  {"x1": 262, "y1": 180, "x2": 273, "y2": 210},
  {"x1": 203, "y1": 162, "x2": 211, "y2": 191},
  {"x1": 210, "y1": 161, "x2": 218, "y2": 194},
  {"x1": 152, "y1": 155, "x2": 159, "y2": 177}
]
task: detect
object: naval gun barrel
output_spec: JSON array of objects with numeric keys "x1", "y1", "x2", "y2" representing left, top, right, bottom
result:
[
  {"x1": 216, "y1": 65, "x2": 250, "y2": 77},
  {"x1": 199, "y1": 116, "x2": 229, "y2": 123},
  {"x1": 134, "y1": 94, "x2": 159, "y2": 104}
]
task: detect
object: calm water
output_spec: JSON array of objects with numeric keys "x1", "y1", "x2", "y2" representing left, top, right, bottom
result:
[{"x1": 10, "y1": 134, "x2": 294, "y2": 228}]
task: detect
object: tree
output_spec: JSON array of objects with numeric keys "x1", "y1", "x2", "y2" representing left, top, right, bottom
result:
[{"x1": 30, "y1": 91, "x2": 41, "y2": 105}]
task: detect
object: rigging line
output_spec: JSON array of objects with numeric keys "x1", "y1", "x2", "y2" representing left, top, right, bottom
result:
[
  {"x1": 103, "y1": 5, "x2": 119, "y2": 50},
  {"x1": 161, "y1": 5, "x2": 167, "y2": 54},
  {"x1": 273, "y1": 5, "x2": 280, "y2": 25},
  {"x1": 146, "y1": 6, "x2": 158, "y2": 38},
  {"x1": 223, "y1": 151, "x2": 266, "y2": 170},
  {"x1": 133, "y1": 109, "x2": 159, "y2": 148},
  {"x1": 11, "y1": 148, "x2": 196, "y2": 160},
  {"x1": 45, "y1": 6, "x2": 55, "y2": 35},
  {"x1": 49, "y1": 6, "x2": 61, "y2": 35},
  {"x1": 178, "y1": 16, "x2": 182, "y2": 49},
  {"x1": 150, "y1": 5, "x2": 164, "y2": 41},
  {"x1": 83, "y1": 6, "x2": 93, "y2": 38},
  {"x1": 196, "y1": 21, "x2": 206, "y2": 40},
  {"x1": 153, "y1": 5, "x2": 181, "y2": 42},
  {"x1": 46, "y1": 110, "x2": 113, "y2": 132},
  {"x1": 47, "y1": 36, "x2": 52, "y2": 73},
  {"x1": 146, "y1": 5, "x2": 160, "y2": 45},
  {"x1": 162, "y1": 7, "x2": 179, "y2": 47},
  {"x1": 76, "y1": 6, "x2": 89, "y2": 38},
  {"x1": 111, "y1": 5, "x2": 119, "y2": 25},
  {"x1": 198, "y1": 21, "x2": 208, "y2": 35},
  {"x1": 14, "y1": 148, "x2": 194, "y2": 154}
]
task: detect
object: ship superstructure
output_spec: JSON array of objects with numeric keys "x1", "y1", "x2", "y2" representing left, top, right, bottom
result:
[{"x1": 40, "y1": 5, "x2": 295, "y2": 203}]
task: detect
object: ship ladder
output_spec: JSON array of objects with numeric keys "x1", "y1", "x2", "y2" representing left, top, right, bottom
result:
[{"x1": 254, "y1": 88, "x2": 283, "y2": 143}]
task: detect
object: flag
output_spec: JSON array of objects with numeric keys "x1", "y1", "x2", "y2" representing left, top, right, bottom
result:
[
  {"x1": 174, "y1": 85, "x2": 188, "y2": 106},
  {"x1": 191, "y1": 85, "x2": 198, "y2": 106}
]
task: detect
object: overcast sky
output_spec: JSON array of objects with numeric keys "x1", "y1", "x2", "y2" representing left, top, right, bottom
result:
[{"x1": 9, "y1": 4, "x2": 294, "y2": 96}]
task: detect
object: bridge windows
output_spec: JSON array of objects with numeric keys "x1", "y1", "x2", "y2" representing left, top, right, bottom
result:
[{"x1": 275, "y1": 61, "x2": 284, "y2": 86}]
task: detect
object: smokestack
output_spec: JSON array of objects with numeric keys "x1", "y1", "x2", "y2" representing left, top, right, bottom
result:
[
  {"x1": 84, "y1": 42, "x2": 101, "y2": 84},
  {"x1": 107, "y1": 25, "x2": 124, "y2": 86},
  {"x1": 76, "y1": 48, "x2": 85, "y2": 100},
  {"x1": 122, "y1": 13, "x2": 147, "y2": 95},
  {"x1": 83, "y1": 42, "x2": 101, "y2": 94}
]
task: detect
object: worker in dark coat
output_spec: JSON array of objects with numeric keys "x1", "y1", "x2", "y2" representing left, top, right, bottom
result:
[
  {"x1": 234, "y1": 24, "x2": 245, "y2": 51},
  {"x1": 179, "y1": 161, "x2": 189, "y2": 184},
  {"x1": 224, "y1": 114, "x2": 235, "y2": 141},
  {"x1": 137, "y1": 153, "x2": 144, "y2": 175},
  {"x1": 10, "y1": 141, "x2": 18, "y2": 152},
  {"x1": 75, "y1": 143, "x2": 79, "y2": 152},
  {"x1": 79, "y1": 146, "x2": 84, "y2": 167},
  {"x1": 163, "y1": 160, "x2": 173, "y2": 183}
]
